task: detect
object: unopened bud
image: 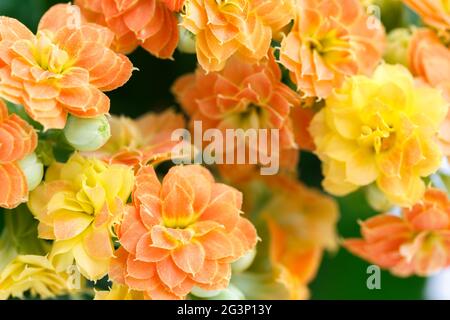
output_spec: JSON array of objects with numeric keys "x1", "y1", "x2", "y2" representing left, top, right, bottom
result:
[
  {"x1": 209, "y1": 284, "x2": 245, "y2": 300},
  {"x1": 384, "y1": 28, "x2": 413, "y2": 67},
  {"x1": 178, "y1": 25, "x2": 196, "y2": 54},
  {"x1": 365, "y1": 183, "x2": 393, "y2": 212},
  {"x1": 232, "y1": 248, "x2": 256, "y2": 273},
  {"x1": 64, "y1": 115, "x2": 111, "y2": 152},
  {"x1": 18, "y1": 152, "x2": 44, "y2": 191}
]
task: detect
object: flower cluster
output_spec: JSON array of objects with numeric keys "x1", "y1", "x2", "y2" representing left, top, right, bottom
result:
[{"x1": 1, "y1": 0, "x2": 450, "y2": 301}]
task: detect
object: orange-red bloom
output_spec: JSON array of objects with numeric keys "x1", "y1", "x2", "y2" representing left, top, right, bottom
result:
[
  {"x1": 110, "y1": 165, "x2": 258, "y2": 299},
  {"x1": 280, "y1": 0, "x2": 385, "y2": 98},
  {"x1": 75, "y1": 0, "x2": 182, "y2": 58},
  {"x1": 181, "y1": 0, "x2": 295, "y2": 72},
  {"x1": 0, "y1": 4, "x2": 133, "y2": 129},
  {"x1": 0, "y1": 100, "x2": 37, "y2": 208},
  {"x1": 172, "y1": 52, "x2": 300, "y2": 181},
  {"x1": 344, "y1": 188, "x2": 450, "y2": 277}
]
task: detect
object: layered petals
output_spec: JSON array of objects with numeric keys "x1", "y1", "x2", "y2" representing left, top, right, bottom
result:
[
  {"x1": 344, "y1": 188, "x2": 450, "y2": 277},
  {"x1": 110, "y1": 165, "x2": 258, "y2": 299},
  {"x1": 310, "y1": 64, "x2": 448, "y2": 206},
  {"x1": 279, "y1": 0, "x2": 385, "y2": 98},
  {"x1": 0, "y1": 4, "x2": 133, "y2": 129}
]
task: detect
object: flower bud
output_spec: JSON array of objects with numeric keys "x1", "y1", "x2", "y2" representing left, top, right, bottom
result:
[
  {"x1": 63, "y1": 115, "x2": 111, "y2": 152},
  {"x1": 18, "y1": 152, "x2": 44, "y2": 191},
  {"x1": 232, "y1": 248, "x2": 256, "y2": 273},
  {"x1": 365, "y1": 183, "x2": 393, "y2": 212},
  {"x1": 384, "y1": 28, "x2": 413, "y2": 67},
  {"x1": 177, "y1": 25, "x2": 196, "y2": 54},
  {"x1": 190, "y1": 286, "x2": 222, "y2": 298},
  {"x1": 209, "y1": 284, "x2": 245, "y2": 300}
]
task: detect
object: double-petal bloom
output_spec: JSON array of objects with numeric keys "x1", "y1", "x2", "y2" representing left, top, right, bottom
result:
[
  {"x1": 28, "y1": 153, "x2": 134, "y2": 280},
  {"x1": 344, "y1": 188, "x2": 450, "y2": 277},
  {"x1": 109, "y1": 165, "x2": 258, "y2": 299},
  {"x1": 279, "y1": 0, "x2": 385, "y2": 98},
  {"x1": 76, "y1": 0, "x2": 183, "y2": 58},
  {"x1": 0, "y1": 100, "x2": 37, "y2": 208},
  {"x1": 172, "y1": 52, "x2": 300, "y2": 181},
  {"x1": 310, "y1": 64, "x2": 448, "y2": 206},
  {"x1": 0, "y1": 4, "x2": 133, "y2": 129},
  {"x1": 181, "y1": 0, "x2": 295, "y2": 71}
]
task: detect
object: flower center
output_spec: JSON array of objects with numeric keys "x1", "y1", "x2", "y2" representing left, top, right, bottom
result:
[
  {"x1": 33, "y1": 31, "x2": 70, "y2": 74},
  {"x1": 359, "y1": 115, "x2": 396, "y2": 153}
]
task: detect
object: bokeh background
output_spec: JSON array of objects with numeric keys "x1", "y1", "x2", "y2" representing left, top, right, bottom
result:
[{"x1": 0, "y1": 0, "x2": 442, "y2": 299}]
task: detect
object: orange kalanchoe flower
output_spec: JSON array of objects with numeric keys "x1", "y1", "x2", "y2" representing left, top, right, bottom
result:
[
  {"x1": 263, "y1": 176, "x2": 339, "y2": 299},
  {"x1": 0, "y1": 100, "x2": 37, "y2": 208},
  {"x1": 172, "y1": 52, "x2": 300, "y2": 181},
  {"x1": 344, "y1": 188, "x2": 450, "y2": 277},
  {"x1": 181, "y1": 0, "x2": 295, "y2": 71},
  {"x1": 75, "y1": 0, "x2": 182, "y2": 58},
  {"x1": 403, "y1": 0, "x2": 450, "y2": 32},
  {"x1": 408, "y1": 28, "x2": 450, "y2": 156},
  {"x1": 0, "y1": 4, "x2": 133, "y2": 129},
  {"x1": 280, "y1": 0, "x2": 385, "y2": 98},
  {"x1": 92, "y1": 109, "x2": 187, "y2": 169},
  {"x1": 109, "y1": 165, "x2": 258, "y2": 299}
]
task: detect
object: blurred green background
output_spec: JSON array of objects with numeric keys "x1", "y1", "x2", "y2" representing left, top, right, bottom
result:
[{"x1": 0, "y1": 0, "x2": 430, "y2": 299}]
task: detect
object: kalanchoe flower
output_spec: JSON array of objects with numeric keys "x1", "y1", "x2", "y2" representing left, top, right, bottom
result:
[
  {"x1": 75, "y1": 0, "x2": 184, "y2": 58},
  {"x1": 344, "y1": 188, "x2": 450, "y2": 277},
  {"x1": 0, "y1": 4, "x2": 133, "y2": 129},
  {"x1": 384, "y1": 28, "x2": 413, "y2": 67},
  {"x1": 310, "y1": 64, "x2": 448, "y2": 206},
  {"x1": 0, "y1": 100, "x2": 37, "y2": 208},
  {"x1": 109, "y1": 165, "x2": 258, "y2": 300},
  {"x1": 181, "y1": 0, "x2": 295, "y2": 72},
  {"x1": 408, "y1": 28, "x2": 450, "y2": 158},
  {"x1": 95, "y1": 283, "x2": 145, "y2": 300},
  {"x1": 0, "y1": 255, "x2": 71, "y2": 300},
  {"x1": 64, "y1": 115, "x2": 111, "y2": 152},
  {"x1": 28, "y1": 153, "x2": 134, "y2": 280},
  {"x1": 263, "y1": 176, "x2": 339, "y2": 299},
  {"x1": 279, "y1": 0, "x2": 385, "y2": 98},
  {"x1": 18, "y1": 152, "x2": 44, "y2": 192},
  {"x1": 172, "y1": 52, "x2": 300, "y2": 182}
]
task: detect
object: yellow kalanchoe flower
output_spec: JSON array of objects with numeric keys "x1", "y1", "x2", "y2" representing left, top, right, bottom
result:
[
  {"x1": 310, "y1": 64, "x2": 448, "y2": 206},
  {"x1": 28, "y1": 153, "x2": 134, "y2": 280},
  {"x1": 0, "y1": 255, "x2": 70, "y2": 300}
]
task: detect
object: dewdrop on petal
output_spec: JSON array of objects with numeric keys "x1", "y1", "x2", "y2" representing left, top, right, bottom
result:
[
  {"x1": 64, "y1": 115, "x2": 111, "y2": 152},
  {"x1": 18, "y1": 153, "x2": 43, "y2": 191},
  {"x1": 209, "y1": 284, "x2": 245, "y2": 300},
  {"x1": 232, "y1": 248, "x2": 257, "y2": 273},
  {"x1": 177, "y1": 25, "x2": 196, "y2": 54},
  {"x1": 384, "y1": 28, "x2": 413, "y2": 66}
]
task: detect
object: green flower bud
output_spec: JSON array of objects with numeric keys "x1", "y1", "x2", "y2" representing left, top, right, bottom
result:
[
  {"x1": 190, "y1": 286, "x2": 222, "y2": 298},
  {"x1": 178, "y1": 25, "x2": 196, "y2": 54},
  {"x1": 63, "y1": 115, "x2": 111, "y2": 152},
  {"x1": 365, "y1": 183, "x2": 393, "y2": 212},
  {"x1": 209, "y1": 284, "x2": 245, "y2": 300},
  {"x1": 232, "y1": 248, "x2": 256, "y2": 273},
  {"x1": 384, "y1": 28, "x2": 413, "y2": 66},
  {"x1": 18, "y1": 153, "x2": 44, "y2": 191}
]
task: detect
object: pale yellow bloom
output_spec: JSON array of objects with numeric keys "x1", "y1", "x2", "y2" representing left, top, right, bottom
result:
[
  {"x1": 310, "y1": 64, "x2": 448, "y2": 206},
  {"x1": 28, "y1": 153, "x2": 134, "y2": 280}
]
